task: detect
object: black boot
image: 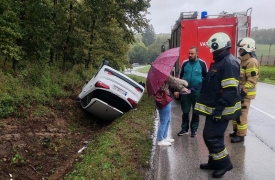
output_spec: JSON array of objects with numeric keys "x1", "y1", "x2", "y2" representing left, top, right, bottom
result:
[
  {"x1": 200, "y1": 156, "x2": 215, "y2": 170},
  {"x1": 231, "y1": 135, "x2": 244, "y2": 143},
  {"x1": 200, "y1": 163, "x2": 214, "y2": 170},
  {"x1": 212, "y1": 163, "x2": 233, "y2": 178},
  {"x1": 229, "y1": 130, "x2": 237, "y2": 137}
]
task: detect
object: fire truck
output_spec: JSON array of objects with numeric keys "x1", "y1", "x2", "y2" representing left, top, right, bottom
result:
[{"x1": 167, "y1": 8, "x2": 252, "y2": 76}]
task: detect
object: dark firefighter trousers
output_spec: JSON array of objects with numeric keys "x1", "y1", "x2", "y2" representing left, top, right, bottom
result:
[
  {"x1": 180, "y1": 91, "x2": 200, "y2": 132},
  {"x1": 203, "y1": 116, "x2": 232, "y2": 169}
]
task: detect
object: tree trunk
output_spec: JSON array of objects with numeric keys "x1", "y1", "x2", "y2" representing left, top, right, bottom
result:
[
  {"x1": 49, "y1": 0, "x2": 58, "y2": 65},
  {"x1": 86, "y1": 19, "x2": 96, "y2": 69},
  {"x1": 12, "y1": 58, "x2": 18, "y2": 71},
  {"x1": 63, "y1": 2, "x2": 73, "y2": 70}
]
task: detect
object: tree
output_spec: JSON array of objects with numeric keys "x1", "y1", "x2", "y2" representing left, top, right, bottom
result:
[
  {"x1": 147, "y1": 34, "x2": 170, "y2": 63},
  {"x1": 0, "y1": 0, "x2": 22, "y2": 68},
  {"x1": 17, "y1": 0, "x2": 55, "y2": 63},
  {"x1": 80, "y1": 0, "x2": 150, "y2": 69},
  {"x1": 142, "y1": 24, "x2": 155, "y2": 46},
  {"x1": 129, "y1": 42, "x2": 148, "y2": 64},
  {"x1": 0, "y1": 0, "x2": 151, "y2": 71}
]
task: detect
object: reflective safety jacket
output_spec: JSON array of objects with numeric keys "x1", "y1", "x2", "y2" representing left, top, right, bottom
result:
[
  {"x1": 194, "y1": 50, "x2": 242, "y2": 120},
  {"x1": 239, "y1": 53, "x2": 259, "y2": 99}
]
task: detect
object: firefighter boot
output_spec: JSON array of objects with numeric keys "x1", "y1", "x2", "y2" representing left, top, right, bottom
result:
[
  {"x1": 200, "y1": 156, "x2": 215, "y2": 170},
  {"x1": 212, "y1": 156, "x2": 233, "y2": 178},
  {"x1": 229, "y1": 130, "x2": 237, "y2": 137},
  {"x1": 212, "y1": 163, "x2": 233, "y2": 178},
  {"x1": 231, "y1": 135, "x2": 244, "y2": 143}
]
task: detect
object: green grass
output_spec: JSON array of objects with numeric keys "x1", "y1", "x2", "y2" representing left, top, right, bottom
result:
[
  {"x1": 136, "y1": 65, "x2": 150, "y2": 73},
  {"x1": 0, "y1": 64, "x2": 96, "y2": 118},
  {"x1": 256, "y1": 44, "x2": 275, "y2": 56},
  {"x1": 65, "y1": 75, "x2": 155, "y2": 180},
  {"x1": 259, "y1": 66, "x2": 275, "y2": 84}
]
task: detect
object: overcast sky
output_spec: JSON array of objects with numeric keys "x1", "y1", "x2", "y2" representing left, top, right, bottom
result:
[{"x1": 146, "y1": 0, "x2": 275, "y2": 34}]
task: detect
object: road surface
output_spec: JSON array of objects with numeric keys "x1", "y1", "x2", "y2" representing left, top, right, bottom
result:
[{"x1": 124, "y1": 66, "x2": 275, "y2": 180}]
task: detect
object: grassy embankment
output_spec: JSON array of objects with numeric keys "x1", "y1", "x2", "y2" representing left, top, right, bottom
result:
[
  {"x1": 136, "y1": 65, "x2": 150, "y2": 73},
  {"x1": 256, "y1": 44, "x2": 275, "y2": 57},
  {"x1": 258, "y1": 66, "x2": 275, "y2": 84}
]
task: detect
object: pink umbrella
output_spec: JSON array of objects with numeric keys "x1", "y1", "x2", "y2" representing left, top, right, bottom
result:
[{"x1": 146, "y1": 47, "x2": 180, "y2": 96}]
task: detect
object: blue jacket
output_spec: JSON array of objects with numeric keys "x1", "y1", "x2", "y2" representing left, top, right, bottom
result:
[{"x1": 179, "y1": 58, "x2": 208, "y2": 90}]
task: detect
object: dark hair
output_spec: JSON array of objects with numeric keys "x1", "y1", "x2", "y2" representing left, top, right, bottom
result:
[{"x1": 190, "y1": 46, "x2": 198, "y2": 53}]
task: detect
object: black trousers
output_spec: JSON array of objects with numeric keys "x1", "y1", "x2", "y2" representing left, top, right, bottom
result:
[{"x1": 203, "y1": 115, "x2": 232, "y2": 169}]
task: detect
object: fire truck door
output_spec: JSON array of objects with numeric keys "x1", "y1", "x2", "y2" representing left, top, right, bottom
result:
[{"x1": 197, "y1": 26, "x2": 235, "y2": 68}]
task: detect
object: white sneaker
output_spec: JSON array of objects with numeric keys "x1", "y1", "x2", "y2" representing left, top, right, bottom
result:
[
  {"x1": 157, "y1": 140, "x2": 172, "y2": 146},
  {"x1": 165, "y1": 138, "x2": 175, "y2": 143}
]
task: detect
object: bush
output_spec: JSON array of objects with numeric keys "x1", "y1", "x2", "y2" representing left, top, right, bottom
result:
[
  {"x1": 259, "y1": 66, "x2": 275, "y2": 84},
  {"x1": 0, "y1": 64, "x2": 96, "y2": 118},
  {"x1": 0, "y1": 94, "x2": 15, "y2": 118}
]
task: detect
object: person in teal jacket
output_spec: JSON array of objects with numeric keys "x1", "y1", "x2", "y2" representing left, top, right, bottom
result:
[{"x1": 174, "y1": 46, "x2": 208, "y2": 137}]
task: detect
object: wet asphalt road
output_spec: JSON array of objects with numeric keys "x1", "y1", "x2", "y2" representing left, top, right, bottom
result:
[
  {"x1": 125, "y1": 67, "x2": 275, "y2": 180},
  {"x1": 151, "y1": 82, "x2": 275, "y2": 180}
]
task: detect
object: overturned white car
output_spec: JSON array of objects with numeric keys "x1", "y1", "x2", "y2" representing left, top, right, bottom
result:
[{"x1": 77, "y1": 60, "x2": 145, "y2": 121}]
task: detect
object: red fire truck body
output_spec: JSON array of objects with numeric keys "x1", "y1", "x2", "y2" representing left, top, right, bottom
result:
[{"x1": 169, "y1": 9, "x2": 252, "y2": 76}]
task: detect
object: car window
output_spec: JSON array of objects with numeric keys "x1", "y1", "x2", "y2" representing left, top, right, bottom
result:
[{"x1": 81, "y1": 89, "x2": 132, "y2": 112}]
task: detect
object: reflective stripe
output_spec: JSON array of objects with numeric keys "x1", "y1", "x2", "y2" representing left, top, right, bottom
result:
[
  {"x1": 246, "y1": 87, "x2": 257, "y2": 96},
  {"x1": 210, "y1": 148, "x2": 229, "y2": 160},
  {"x1": 194, "y1": 102, "x2": 241, "y2": 116},
  {"x1": 247, "y1": 91, "x2": 256, "y2": 96},
  {"x1": 246, "y1": 67, "x2": 259, "y2": 74},
  {"x1": 232, "y1": 120, "x2": 237, "y2": 125},
  {"x1": 248, "y1": 87, "x2": 257, "y2": 91},
  {"x1": 237, "y1": 124, "x2": 248, "y2": 130},
  {"x1": 244, "y1": 82, "x2": 253, "y2": 88},
  {"x1": 241, "y1": 68, "x2": 259, "y2": 74},
  {"x1": 221, "y1": 78, "x2": 239, "y2": 88}
]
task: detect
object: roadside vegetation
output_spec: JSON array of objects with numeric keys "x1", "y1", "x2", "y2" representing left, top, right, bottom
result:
[
  {"x1": 0, "y1": 65, "x2": 95, "y2": 118},
  {"x1": 259, "y1": 66, "x2": 275, "y2": 84},
  {"x1": 0, "y1": 65, "x2": 156, "y2": 179},
  {"x1": 137, "y1": 65, "x2": 151, "y2": 73}
]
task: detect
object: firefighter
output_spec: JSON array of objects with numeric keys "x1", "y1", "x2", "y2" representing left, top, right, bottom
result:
[
  {"x1": 194, "y1": 32, "x2": 241, "y2": 178},
  {"x1": 230, "y1": 37, "x2": 259, "y2": 143}
]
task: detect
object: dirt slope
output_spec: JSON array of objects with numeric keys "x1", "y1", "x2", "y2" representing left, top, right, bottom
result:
[{"x1": 0, "y1": 98, "x2": 109, "y2": 180}]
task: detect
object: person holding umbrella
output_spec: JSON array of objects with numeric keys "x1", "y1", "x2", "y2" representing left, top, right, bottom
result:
[{"x1": 146, "y1": 47, "x2": 188, "y2": 146}]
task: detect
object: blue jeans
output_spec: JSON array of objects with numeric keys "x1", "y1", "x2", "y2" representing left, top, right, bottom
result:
[{"x1": 157, "y1": 102, "x2": 172, "y2": 141}]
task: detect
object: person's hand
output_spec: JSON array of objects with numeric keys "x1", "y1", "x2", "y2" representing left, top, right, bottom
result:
[
  {"x1": 240, "y1": 89, "x2": 247, "y2": 98},
  {"x1": 174, "y1": 91, "x2": 179, "y2": 98}
]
